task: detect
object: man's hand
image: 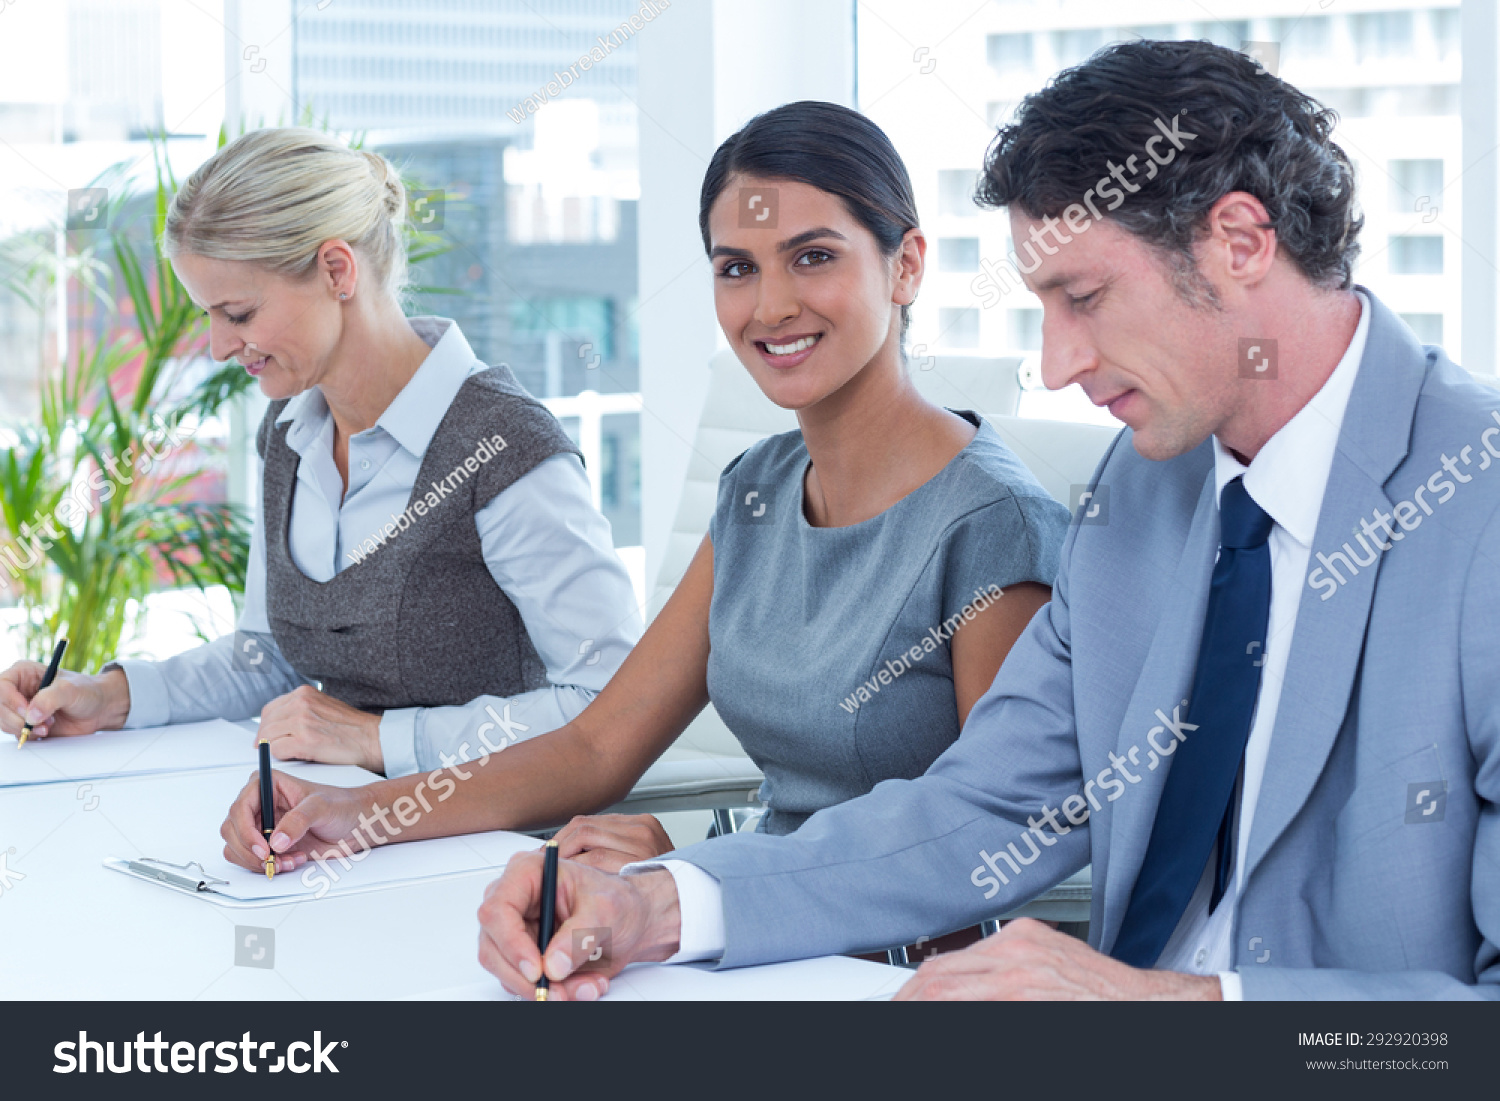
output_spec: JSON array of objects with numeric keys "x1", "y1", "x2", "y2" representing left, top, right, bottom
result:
[
  {"x1": 259, "y1": 685, "x2": 385, "y2": 774},
  {"x1": 219, "y1": 769, "x2": 373, "y2": 873},
  {"x1": 894, "y1": 917, "x2": 1224, "y2": 1001},
  {"x1": 0, "y1": 663, "x2": 130, "y2": 741},
  {"x1": 552, "y1": 813, "x2": 674, "y2": 873},
  {"x1": 477, "y1": 857, "x2": 683, "y2": 1001}
]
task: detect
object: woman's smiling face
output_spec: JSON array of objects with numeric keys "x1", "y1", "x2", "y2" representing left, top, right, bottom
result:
[
  {"x1": 707, "y1": 176, "x2": 923, "y2": 411},
  {"x1": 173, "y1": 250, "x2": 344, "y2": 402}
]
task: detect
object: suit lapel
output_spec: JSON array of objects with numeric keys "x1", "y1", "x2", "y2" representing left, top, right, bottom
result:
[
  {"x1": 1241, "y1": 288, "x2": 1426, "y2": 884},
  {"x1": 1097, "y1": 471, "x2": 1219, "y2": 950}
]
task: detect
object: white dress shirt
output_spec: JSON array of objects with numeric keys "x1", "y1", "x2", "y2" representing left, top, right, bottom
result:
[
  {"x1": 632, "y1": 291, "x2": 1372, "y2": 989},
  {"x1": 112, "y1": 317, "x2": 642, "y2": 777}
]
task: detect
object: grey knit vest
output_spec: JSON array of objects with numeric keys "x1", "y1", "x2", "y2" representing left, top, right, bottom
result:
[{"x1": 256, "y1": 366, "x2": 581, "y2": 711}]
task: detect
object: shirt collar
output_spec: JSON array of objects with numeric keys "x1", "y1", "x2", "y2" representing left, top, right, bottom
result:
[
  {"x1": 1212, "y1": 289, "x2": 1371, "y2": 547},
  {"x1": 275, "y1": 316, "x2": 481, "y2": 459}
]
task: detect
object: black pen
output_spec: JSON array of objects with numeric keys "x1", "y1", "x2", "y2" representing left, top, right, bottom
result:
[
  {"x1": 535, "y1": 839, "x2": 559, "y2": 1001},
  {"x1": 18, "y1": 638, "x2": 67, "y2": 749},
  {"x1": 258, "y1": 739, "x2": 276, "y2": 879}
]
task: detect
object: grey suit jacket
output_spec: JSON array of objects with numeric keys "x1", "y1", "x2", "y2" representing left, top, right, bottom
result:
[{"x1": 673, "y1": 288, "x2": 1500, "y2": 999}]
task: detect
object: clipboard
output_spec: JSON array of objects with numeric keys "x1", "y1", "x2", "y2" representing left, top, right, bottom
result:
[
  {"x1": 103, "y1": 822, "x2": 541, "y2": 909},
  {"x1": 104, "y1": 857, "x2": 232, "y2": 897}
]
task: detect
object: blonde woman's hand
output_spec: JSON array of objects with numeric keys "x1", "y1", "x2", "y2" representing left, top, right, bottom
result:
[{"x1": 258, "y1": 684, "x2": 385, "y2": 774}]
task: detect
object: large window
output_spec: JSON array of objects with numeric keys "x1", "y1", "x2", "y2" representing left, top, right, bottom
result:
[
  {"x1": 858, "y1": 0, "x2": 1469, "y2": 425},
  {"x1": 0, "y1": 0, "x2": 649, "y2": 665},
  {"x1": 295, "y1": 2, "x2": 645, "y2": 549}
]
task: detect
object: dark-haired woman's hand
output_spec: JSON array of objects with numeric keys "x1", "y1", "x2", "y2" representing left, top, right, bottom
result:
[
  {"x1": 258, "y1": 684, "x2": 386, "y2": 775},
  {"x1": 552, "y1": 813, "x2": 674, "y2": 873},
  {"x1": 219, "y1": 769, "x2": 370, "y2": 874}
]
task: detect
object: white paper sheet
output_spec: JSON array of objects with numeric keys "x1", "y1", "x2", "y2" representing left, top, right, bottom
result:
[
  {"x1": 0, "y1": 719, "x2": 263, "y2": 788},
  {"x1": 411, "y1": 956, "x2": 910, "y2": 1002},
  {"x1": 92, "y1": 761, "x2": 539, "y2": 906}
]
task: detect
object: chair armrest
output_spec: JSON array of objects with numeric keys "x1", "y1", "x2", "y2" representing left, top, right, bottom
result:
[
  {"x1": 996, "y1": 866, "x2": 1093, "y2": 923},
  {"x1": 603, "y1": 756, "x2": 765, "y2": 816}
]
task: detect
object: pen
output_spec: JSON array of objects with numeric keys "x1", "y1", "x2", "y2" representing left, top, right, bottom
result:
[
  {"x1": 258, "y1": 739, "x2": 276, "y2": 879},
  {"x1": 535, "y1": 839, "x2": 559, "y2": 1001},
  {"x1": 18, "y1": 638, "x2": 67, "y2": 749}
]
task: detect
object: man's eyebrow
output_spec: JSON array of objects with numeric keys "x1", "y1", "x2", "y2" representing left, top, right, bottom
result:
[{"x1": 1028, "y1": 271, "x2": 1081, "y2": 294}]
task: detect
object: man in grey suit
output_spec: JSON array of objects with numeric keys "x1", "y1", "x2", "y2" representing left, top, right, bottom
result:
[{"x1": 478, "y1": 40, "x2": 1500, "y2": 1000}]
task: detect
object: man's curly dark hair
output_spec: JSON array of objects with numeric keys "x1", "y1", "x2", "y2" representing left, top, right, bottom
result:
[{"x1": 980, "y1": 39, "x2": 1363, "y2": 299}]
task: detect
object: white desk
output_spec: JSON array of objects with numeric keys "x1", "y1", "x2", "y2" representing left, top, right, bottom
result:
[{"x1": 0, "y1": 763, "x2": 907, "y2": 1000}]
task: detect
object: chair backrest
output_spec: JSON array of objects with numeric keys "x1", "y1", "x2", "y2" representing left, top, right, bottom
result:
[
  {"x1": 651, "y1": 348, "x2": 1117, "y2": 604},
  {"x1": 983, "y1": 414, "x2": 1121, "y2": 508}
]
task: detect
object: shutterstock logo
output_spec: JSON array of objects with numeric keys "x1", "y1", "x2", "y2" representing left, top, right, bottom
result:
[
  {"x1": 738, "y1": 186, "x2": 778, "y2": 228},
  {"x1": 573, "y1": 927, "x2": 612, "y2": 973},
  {"x1": 54, "y1": 1032, "x2": 346, "y2": 1074},
  {"x1": 735, "y1": 484, "x2": 776, "y2": 524},
  {"x1": 1238, "y1": 337, "x2": 1278, "y2": 380},
  {"x1": 1405, "y1": 781, "x2": 1447, "y2": 824}
]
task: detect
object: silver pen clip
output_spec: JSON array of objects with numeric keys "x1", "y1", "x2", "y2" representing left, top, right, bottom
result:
[{"x1": 127, "y1": 857, "x2": 228, "y2": 893}]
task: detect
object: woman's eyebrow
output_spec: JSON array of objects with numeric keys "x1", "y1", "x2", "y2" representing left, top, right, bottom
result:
[
  {"x1": 776, "y1": 227, "x2": 846, "y2": 251},
  {"x1": 708, "y1": 228, "x2": 848, "y2": 259}
]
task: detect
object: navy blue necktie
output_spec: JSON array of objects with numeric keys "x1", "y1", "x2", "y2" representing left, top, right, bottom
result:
[{"x1": 1110, "y1": 475, "x2": 1274, "y2": 968}]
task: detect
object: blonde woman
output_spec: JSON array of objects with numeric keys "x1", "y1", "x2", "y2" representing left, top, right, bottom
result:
[{"x1": 0, "y1": 128, "x2": 641, "y2": 778}]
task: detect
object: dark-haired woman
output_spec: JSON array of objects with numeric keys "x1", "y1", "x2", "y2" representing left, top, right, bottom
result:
[{"x1": 220, "y1": 102, "x2": 1070, "y2": 885}]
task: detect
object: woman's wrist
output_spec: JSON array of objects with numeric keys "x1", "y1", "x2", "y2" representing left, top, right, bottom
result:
[
  {"x1": 362, "y1": 709, "x2": 386, "y2": 775},
  {"x1": 97, "y1": 666, "x2": 132, "y2": 730}
]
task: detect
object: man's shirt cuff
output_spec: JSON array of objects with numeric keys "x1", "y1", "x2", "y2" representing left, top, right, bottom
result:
[{"x1": 1218, "y1": 970, "x2": 1243, "y2": 1001}]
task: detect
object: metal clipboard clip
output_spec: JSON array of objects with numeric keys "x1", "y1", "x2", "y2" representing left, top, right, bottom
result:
[{"x1": 126, "y1": 857, "x2": 229, "y2": 893}]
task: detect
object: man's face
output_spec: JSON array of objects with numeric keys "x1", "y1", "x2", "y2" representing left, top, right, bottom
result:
[{"x1": 1012, "y1": 210, "x2": 1239, "y2": 461}]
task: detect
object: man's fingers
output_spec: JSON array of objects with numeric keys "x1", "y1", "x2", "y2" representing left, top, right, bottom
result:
[
  {"x1": 543, "y1": 904, "x2": 628, "y2": 984},
  {"x1": 549, "y1": 973, "x2": 611, "y2": 1002},
  {"x1": 477, "y1": 857, "x2": 548, "y2": 985},
  {"x1": 478, "y1": 922, "x2": 540, "y2": 997}
]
